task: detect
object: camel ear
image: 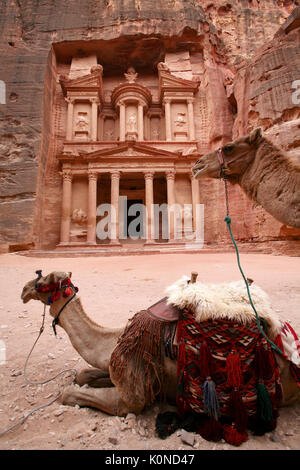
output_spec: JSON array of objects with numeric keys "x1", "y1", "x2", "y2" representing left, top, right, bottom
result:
[{"x1": 247, "y1": 127, "x2": 262, "y2": 145}]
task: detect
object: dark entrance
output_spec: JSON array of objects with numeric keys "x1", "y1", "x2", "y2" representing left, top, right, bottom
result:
[{"x1": 125, "y1": 199, "x2": 144, "y2": 239}]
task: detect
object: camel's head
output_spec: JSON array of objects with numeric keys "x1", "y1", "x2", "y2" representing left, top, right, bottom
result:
[
  {"x1": 192, "y1": 128, "x2": 263, "y2": 181},
  {"x1": 21, "y1": 271, "x2": 73, "y2": 305}
]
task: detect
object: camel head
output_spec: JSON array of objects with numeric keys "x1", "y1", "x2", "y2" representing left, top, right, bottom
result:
[
  {"x1": 192, "y1": 128, "x2": 263, "y2": 182},
  {"x1": 21, "y1": 271, "x2": 73, "y2": 305}
]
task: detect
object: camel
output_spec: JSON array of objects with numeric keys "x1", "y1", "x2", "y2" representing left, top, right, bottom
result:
[
  {"x1": 21, "y1": 270, "x2": 300, "y2": 420},
  {"x1": 192, "y1": 128, "x2": 300, "y2": 228}
]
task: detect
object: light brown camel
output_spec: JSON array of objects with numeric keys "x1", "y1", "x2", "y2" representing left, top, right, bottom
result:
[
  {"x1": 192, "y1": 128, "x2": 300, "y2": 228},
  {"x1": 21, "y1": 271, "x2": 300, "y2": 417}
]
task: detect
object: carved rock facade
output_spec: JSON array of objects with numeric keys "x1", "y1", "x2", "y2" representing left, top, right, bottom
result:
[{"x1": 0, "y1": 1, "x2": 299, "y2": 253}]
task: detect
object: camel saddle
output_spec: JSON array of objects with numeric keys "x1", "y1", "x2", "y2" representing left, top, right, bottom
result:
[{"x1": 148, "y1": 297, "x2": 180, "y2": 322}]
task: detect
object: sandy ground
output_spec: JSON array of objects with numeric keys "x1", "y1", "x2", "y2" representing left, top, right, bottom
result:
[{"x1": 0, "y1": 251, "x2": 299, "y2": 451}]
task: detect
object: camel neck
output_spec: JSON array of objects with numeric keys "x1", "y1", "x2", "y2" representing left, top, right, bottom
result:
[
  {"x1": 50, "y1": 296, "x2": 123, "y2": 370},
  {"x1": 239, "y1": 139, "x2": 300, "y2": 228}
]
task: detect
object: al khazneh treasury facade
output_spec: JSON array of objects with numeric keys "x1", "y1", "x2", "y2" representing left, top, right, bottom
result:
[{"x1": 56, "y1": 54, "x2": 203, "y2": 249}]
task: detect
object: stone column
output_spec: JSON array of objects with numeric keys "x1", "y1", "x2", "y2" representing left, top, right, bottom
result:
[
  {"x1": 166, "y1": 170, "x2": 176, "y2": 241},
  {"x1": 138, "y1": 103, "x2": 144, "y2": 141},
  {"x1": 110, "y1": 171, "x2": 121, "y2": 245},
  {"x1": 90, "y1": 98, "x2": 99, "y2": 141},
  {"x1": 164, "y1": 98, "x2": 172, "y2": 141},
  {"x1": 119, "y1": 102, "x2": 126, "y2": 141},
  {"x1": 65, "y1": 97, "x2": 74, "y2": 141},
  {"x1": 60, "y1": 169, "x2": 73, "y2": 244},
  {"x1": 144, "y1": 171, "x2": 155, "y2": 244},
  {"x1": 189, "y1": 171, "x2": 200, "y2": 232},
  {"x1": 187, "y1": 98, "x2": 195, "y2": 141},
  {"x1": 87, "y1": 171, "x2": 98, "y2": 245}
]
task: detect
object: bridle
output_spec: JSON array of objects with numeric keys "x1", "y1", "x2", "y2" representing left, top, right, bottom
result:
[{"x1": 34, "y1": 270, "x2": 79, "y2": 336}]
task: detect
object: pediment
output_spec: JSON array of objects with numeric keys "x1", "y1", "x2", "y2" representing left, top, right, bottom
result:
[
  {"x1": 80, "y1": 142, "x2": 180, "y2": 160},
  {"x1": 59, "y1": 67, "x2": 103, "y2": 97},
  {"x1": 159, "y1": 70, "x2": 200, "y2": 97}
]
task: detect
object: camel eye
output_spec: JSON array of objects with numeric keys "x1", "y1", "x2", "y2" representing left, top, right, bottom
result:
[{"x1": 224, "y1": 145, "x2": 233, "y2": 153}]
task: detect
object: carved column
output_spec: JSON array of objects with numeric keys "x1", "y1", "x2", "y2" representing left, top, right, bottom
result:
[
  {"x1": 138, "y1": 103, "x2": 144, "y2": 141},
  {"x1": 65, "y1": 97, "x2": 74, "y2": 141},
  {"x1": 189, "y1": 172, "x2": 200, "y2": 232},
  {"x1": 60, "y1": 169, "x2": 73, "y2": 244},
  {"x1": 110, "y1": 171, "x2": 121, "y2": 244},
  {"x1": 119, "y1": 102, "x2": 126, "y2": 141},
  {"x1": 166, "y1": 170, "x2": 176, "y2": 241},
  {"x1": 90, "y1": 98, "x2": 99, "y2": 141},
  {"x1": 87, "y1": 171, "x2": 98, "y2": 245},
  {"x1": 187, "y1": 98, "x2": 195, "y2": 141},
  {"x1": 144, "y1": 171, "x2": 155, "y2": 244},
  {"x1": 164, "y1": 98, "x2": 172, "y2": 141}
]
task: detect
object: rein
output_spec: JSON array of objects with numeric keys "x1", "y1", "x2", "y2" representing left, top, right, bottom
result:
[
  {"x1": 217, "y1": 147, "x2": 284, "y2": 356},
  {"x1": 0, "y1": 273, "x2": 79, "y2": 438}
]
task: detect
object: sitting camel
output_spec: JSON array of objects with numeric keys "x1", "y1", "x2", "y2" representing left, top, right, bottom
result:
[
  {"x1": 21, "y1": 270, "x2": 300, "y2": 423},
  {"x1": 192, "y1": 128, "x2": 300, "y2": 228}
]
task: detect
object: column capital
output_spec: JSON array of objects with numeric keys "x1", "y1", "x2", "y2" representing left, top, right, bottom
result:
[
  {"x1": 188, "y1": 170, "x2": 195, "y2": 180},
  {"x1": 163, "y1": 97, "x2": 172, "y2": 105},
  {"x1": 90, "y1": 97, "x2": 100, "y2": 104},
  {"x1": 187, "y1": 97, "x2": 195, "y2": 104},
  {"x1": 111, "y1": 170, "x2": 121, "y2": 180},
  {"x1": 144, "y1": 171, "x2": 155, "y2": 180},
  {"x1": 65, "y1": 96, "x2": 75, "y2": 105},
  {"x1": 166, "y1": 169, "x2": 176, "y2": 181},
  {"x1": 62, "y1": 169, "x2": 73, "y2": 182},
  {"x1": 88, "y1": 170, "x2": 98, "y2": 181}
]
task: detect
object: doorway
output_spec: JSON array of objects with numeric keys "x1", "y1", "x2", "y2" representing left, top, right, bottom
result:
[{"x1": 125, "y1": 199, "x2": 144, "y2": 239}]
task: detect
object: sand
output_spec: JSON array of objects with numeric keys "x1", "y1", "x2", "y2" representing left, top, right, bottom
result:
[{"x1": 0, "y1": 251, "x2": 299, "y2": 450}]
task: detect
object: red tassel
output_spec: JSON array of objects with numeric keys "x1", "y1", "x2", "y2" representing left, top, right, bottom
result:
[
  {"x1": 199, "y1": 341, "x2": 212, "y2": 378},
  {"x1": 226, "y1": 351, "x2": 242, "y2": 388},
  {"x1": 198, "y1": 417, "x2": 222, "y2": 442},
  {"x1": 255, "y1": 342, "x2": 275, "y2": 381},
  {"x1": 63, "y1": 286, "x2": 73, "y2": 298},
  {"x1": 228, "y1": 389, "x2": 248, "y2": 433},
  {"x1": 223, "y1": 424, "x2": 248, "y2": 446}
]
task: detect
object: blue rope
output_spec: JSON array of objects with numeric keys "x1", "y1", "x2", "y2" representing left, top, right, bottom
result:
[{"x1": 224, "y1": 215, "x2": 283, "y2": 356}]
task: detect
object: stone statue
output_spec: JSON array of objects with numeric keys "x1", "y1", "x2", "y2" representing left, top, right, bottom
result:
[
  {"x1": 127, "y1": 113, "x2": 137, "y2": 132},
  {"x1": 157, "y1": 62, "x2": 170, "y2": 73},
  {"x1": 75, "y1": 113, "x2": 89, "y2": 130},
  {"x1": 72, "y1": 208, "x2": 88, "y2": 225},
  {"x1": 124, "y1": 67, "x2": 138, "y2": 83},
  {"x1": 175, "y1": 112, "x2": 187, "y2": 128}
]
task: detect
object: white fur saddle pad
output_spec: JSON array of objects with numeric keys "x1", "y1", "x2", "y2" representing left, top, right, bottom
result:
[{"x1": 165, "y1": 276, "x2": 281, "y2": 338}]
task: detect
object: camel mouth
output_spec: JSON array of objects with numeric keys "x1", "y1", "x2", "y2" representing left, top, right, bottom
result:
[
  {"x1": 192, "y1": 163, "x2": 207, "y2": 178},
  {"x1": 21, "y1": 294, "x2": 30, "y2": 304}
]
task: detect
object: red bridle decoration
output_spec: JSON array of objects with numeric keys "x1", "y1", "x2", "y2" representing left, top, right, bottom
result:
[{"x1": 35, "y1": 278, "x2": 78, "y2": 305}]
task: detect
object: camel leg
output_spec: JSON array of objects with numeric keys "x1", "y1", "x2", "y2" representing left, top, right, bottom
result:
[
  {"x1": 61, "y1": 385, "x2": 143, "y2": 416},
  {"x1": 75, "y1": 368, "x2": 114, "y2": 388}
]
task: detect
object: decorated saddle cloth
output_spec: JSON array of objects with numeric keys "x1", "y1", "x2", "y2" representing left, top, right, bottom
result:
[{"x1": 176, "y1": 309, "x2": 283, "y2": 445}]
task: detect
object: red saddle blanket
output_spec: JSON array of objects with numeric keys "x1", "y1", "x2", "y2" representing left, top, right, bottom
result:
[{"x1": 176, "y1": 309, "x2": 282, "y2": 444}]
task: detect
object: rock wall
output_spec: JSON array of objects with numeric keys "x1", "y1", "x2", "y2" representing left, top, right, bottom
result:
[{"x1": 0, "y1": 0, "x2": 299, "y2": 252}]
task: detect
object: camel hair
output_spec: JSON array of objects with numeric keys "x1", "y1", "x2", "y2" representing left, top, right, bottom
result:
[
  {"x1": 21, "y1": 271, "x2": 300, "y2": 417},
  {"x1": 192, "y1": 127, "x2": 300, "y2": 229}
]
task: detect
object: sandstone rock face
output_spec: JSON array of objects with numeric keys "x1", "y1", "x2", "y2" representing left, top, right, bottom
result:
[{"x1": 0, "y1": 0, "x2": 299, "y2": 252}]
